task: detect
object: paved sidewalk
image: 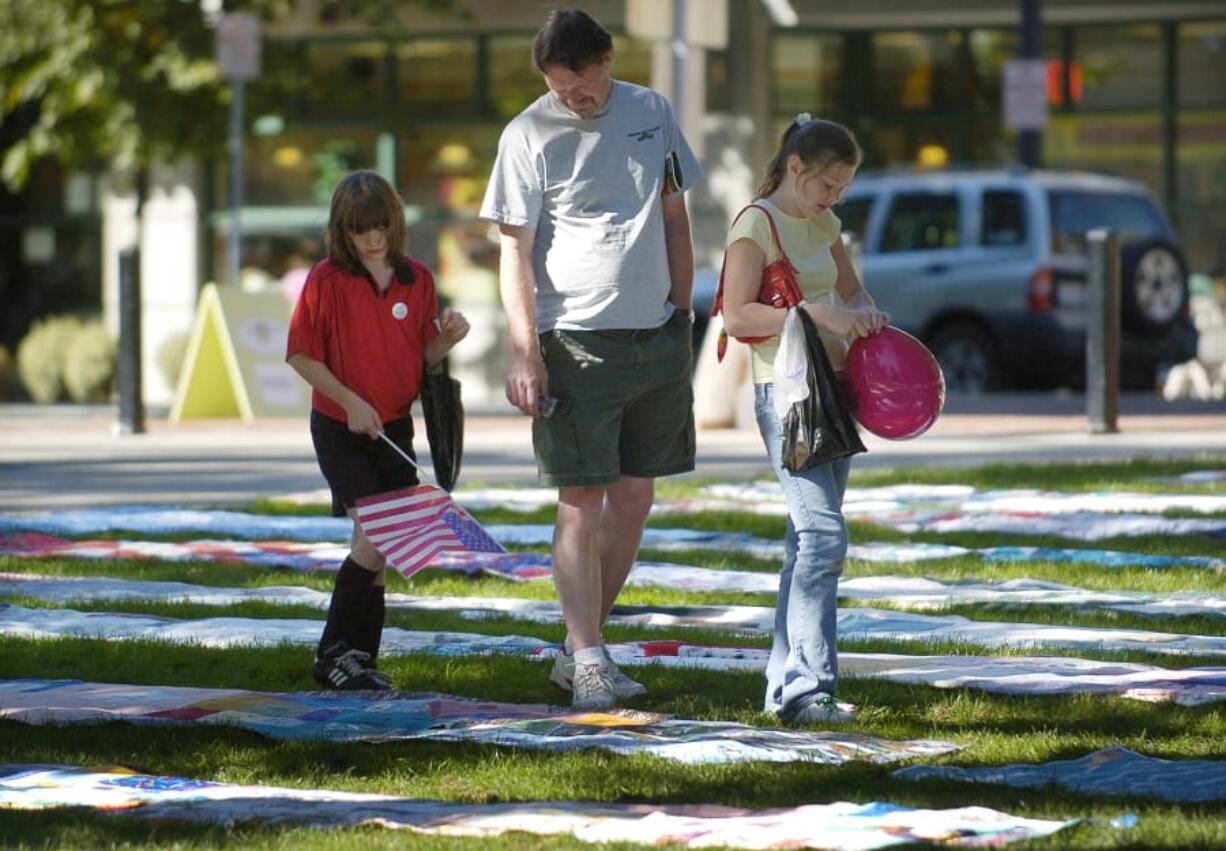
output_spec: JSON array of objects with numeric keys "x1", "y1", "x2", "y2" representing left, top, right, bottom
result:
[{"x1": 0, "y1": 393, "x2": 1223, "y2": 511}]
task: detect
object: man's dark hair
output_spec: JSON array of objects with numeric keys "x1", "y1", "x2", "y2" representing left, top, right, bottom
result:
[{"x1": 532, "y1": 8, "x2": 613, "y2": 72}]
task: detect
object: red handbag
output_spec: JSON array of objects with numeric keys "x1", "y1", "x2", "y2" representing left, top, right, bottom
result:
[{"x1": 710, "y1": 203, "x2": 806, "y2": 361}]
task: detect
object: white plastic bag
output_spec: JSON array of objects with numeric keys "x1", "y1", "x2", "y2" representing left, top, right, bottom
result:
[{"x1": 773, "y1": 305, "x2": 810, "y2": 421}]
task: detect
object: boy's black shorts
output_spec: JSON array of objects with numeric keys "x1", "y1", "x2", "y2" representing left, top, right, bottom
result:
[{"x1": 310, "y1": 410, "x2": 419, "y2": 517}]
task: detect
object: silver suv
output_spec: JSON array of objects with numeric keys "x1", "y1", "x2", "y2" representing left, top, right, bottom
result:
[{"x1": 836, "y1": 168, "x2": 1197, "y2": 392}]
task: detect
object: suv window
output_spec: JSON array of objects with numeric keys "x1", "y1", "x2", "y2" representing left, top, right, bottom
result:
[
  {"x1": 881, "y1": 192, "x2": 959, "y2": 252},
  {"x1": 835, "y1": 196, "x2": 873, "y2": 243},
  {"x1": 982, "y1": 190, "x2": 1026, "y2": 246},
  {"x1": 1048, "y1": 190, "x2": 1169, "y2": 253}
]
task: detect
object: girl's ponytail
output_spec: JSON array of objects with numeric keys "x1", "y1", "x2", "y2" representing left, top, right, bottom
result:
[{"x1": 754, "y1": 114, "x2": 861, "y2": 199}]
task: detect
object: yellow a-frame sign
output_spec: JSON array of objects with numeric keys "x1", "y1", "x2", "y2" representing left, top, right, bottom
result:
[{"x1": 170, "y1": 283, "x2": 308, "y2": 421}]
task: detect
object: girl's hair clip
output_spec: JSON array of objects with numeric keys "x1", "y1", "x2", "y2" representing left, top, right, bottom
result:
[{"x1": 794, "y1": 112, "x2": 812, "y2": 126}]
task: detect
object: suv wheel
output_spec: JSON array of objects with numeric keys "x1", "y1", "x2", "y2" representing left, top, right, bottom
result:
[
  {"x1": 927, "y1": 321, "x2": 1002, "y2": 394},
  {"x1": 1120, "y1": 238, "x2": 1188, "y2": 334}
]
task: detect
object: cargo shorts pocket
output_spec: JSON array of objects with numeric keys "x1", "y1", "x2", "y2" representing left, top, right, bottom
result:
[{"x1": 532, "y1": 410, "x2": 583, "y2": 479}]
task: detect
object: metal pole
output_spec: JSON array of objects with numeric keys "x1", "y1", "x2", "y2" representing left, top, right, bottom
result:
[
  {"x1": 1018, "y1": 0, "x2": 1042, "y2": 167},
  {"x1": 1086, "y1": 228, "x2": 1119, "y2": 434},
  {"x1": 117, "y1": 247, "x2": 145, "y2": 435},
  {"x1": 226, "y1": 79, "x2": 244, "y2": 287}
]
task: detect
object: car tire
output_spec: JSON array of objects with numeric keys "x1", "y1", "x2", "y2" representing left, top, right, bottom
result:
[
  {"x1": 1120, "y1": 238, "x2": 1188, "y2": 334},
  {"x1": 927, "y1": 321, "x2": 1003, "y2": 394}
]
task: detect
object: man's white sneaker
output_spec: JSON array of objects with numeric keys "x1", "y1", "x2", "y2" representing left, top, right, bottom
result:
[
  {"x1": 603, "y1": 653, "x2": 646, "y2": 698},
  {"x1": 550, "y1": 649, "x2": 645, "y2": 699},
  {"x1": 549, "y1": 649, "x2": 575, "y2": 691},
  {"x1": 570, "y1": 661, "x2": 617, "y2": 710},
  {"x1": 787, "y1": 694, "x2": 857, "y2": 725}
]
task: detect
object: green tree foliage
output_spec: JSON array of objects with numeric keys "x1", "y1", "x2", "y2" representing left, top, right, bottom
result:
[
  {"x1": 0, "y1": 0, "x2": 244, "y2": 190},
  {"x1": 0, "y1": 0, "x2": 464, "y2": 192}
]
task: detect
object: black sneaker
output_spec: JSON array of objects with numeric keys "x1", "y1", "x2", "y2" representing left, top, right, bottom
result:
[{"x1": 312, "y1": 640, "x2": 393, "y2": 691}]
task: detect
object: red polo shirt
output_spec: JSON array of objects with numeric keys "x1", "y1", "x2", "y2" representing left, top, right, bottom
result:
[{"x1": 286, "y1": 257, "x2": 440, "y2": 424}]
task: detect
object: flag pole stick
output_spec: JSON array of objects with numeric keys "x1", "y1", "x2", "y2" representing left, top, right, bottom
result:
[{"x1": 377, "y1": 431, "x2": 432, "y2": 482}]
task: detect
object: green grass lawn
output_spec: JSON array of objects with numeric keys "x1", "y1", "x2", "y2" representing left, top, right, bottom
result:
[{"x1": 2, "y1": 457, "x2": 1225, "y2": 848}]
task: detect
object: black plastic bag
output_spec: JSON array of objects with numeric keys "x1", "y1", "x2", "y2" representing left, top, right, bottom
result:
[
  {"x1": 419, "y1": 357, "x2": 464, "y2": 492},
  {"x1": 779, "y1": 309, "x2": 866, "y2": 472}
]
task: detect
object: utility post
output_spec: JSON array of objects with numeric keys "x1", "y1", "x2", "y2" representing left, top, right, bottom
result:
[
  {"x1": 215, "y1": 13, "x2": 262, "y2": 287},
  {"x1": 1005, "y1": 0, "x2": 1045, "y2": 167},
  {"x1": 1086, "y1": 229, "x2": 1121, "y2": 434},
  {"x1": 116, "y1": 247, "x2": 144, "y2": 434}
]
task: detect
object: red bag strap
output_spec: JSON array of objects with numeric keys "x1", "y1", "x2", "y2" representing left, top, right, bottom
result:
[
  {"x1": 711, "y1": 203, "x2": 798, "y2": 361},
  {"x1": 711, "y1": 203, "x2": 788, "y2": 318}
]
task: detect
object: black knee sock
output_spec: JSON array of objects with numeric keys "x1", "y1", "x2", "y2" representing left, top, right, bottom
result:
[
  {"x1": 352, "y1": 583, "x2": 386, "y2": 664},
  {"x1": 317, "y1": 556, "x2": 377, "y2": 657}
]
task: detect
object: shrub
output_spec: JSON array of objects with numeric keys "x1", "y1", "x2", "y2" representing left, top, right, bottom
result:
[
  {"x1": 16, "y1": 315, "x2": 82, "y2": 403},
  {"x1": 156, "y1": 329, "x2": 191, "y2": 391},
  {"x1": 63, "y1": 320, "x2": 117, "y2": 403},
  {"x1": 0, "y1": 345, "x2": 14, "y2": 399}
]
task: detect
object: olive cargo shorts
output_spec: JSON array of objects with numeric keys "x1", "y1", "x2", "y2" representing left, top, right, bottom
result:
[{"x1": 533, "y1": 309, "x2": 695, "y2": 487}]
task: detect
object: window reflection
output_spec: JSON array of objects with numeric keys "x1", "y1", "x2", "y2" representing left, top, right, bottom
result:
[
  {"x1": 488, "y1": 36, "x2": 541, "y2": 119},
  {"x1": 772, "y1": 34, "x2": 842, "y2": 115},
  {"x1": 1179, "y1": 22, "x2": 1226, "y2": 109},
  {"x1": 487, "y1": 34, "x2": 650, "y2": 120},
  {"x1": 302, "y1": 41, "x2": 386, "y2": 120},
  {"x1": 242, "y1": 131, "x2": 378, "y2": 206},
  {"x1": 873, "y1": 31, "x2": 960, "y2": 113},
  {"x1": 1078, "y1": 25, "x2": 1162, "y2": 109},
  {"x1": 1046, "y1": 113, "x2": 1162, "y2": 191},
  {"x1": 397, "y1": 40, "x2": 478, "y2": 117}
]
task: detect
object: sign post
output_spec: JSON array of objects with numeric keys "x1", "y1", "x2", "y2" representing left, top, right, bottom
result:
[{"x1": 215, "y1": 13, "x2": 262, "y2": 287}]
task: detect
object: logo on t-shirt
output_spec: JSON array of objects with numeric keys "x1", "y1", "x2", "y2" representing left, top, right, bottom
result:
[
  {"x1": 627, "y1": 125, "x2": 660, "y2": 142},
  {"x1": 391, "y1": 302, "x2": 408, "y2": 320}
]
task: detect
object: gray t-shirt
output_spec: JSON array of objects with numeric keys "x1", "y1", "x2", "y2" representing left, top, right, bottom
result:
[{"x1": 480, "y1": 79, "x2": 703, "y2": 332}]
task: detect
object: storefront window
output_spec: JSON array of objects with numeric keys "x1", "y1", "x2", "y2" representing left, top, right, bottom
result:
[
  {"x1": 301, "y1": 40, "x2": 387, "y2": 120},
  {"x1": 488, "y1": 35, "x2": 543, "y2": 119},
  {"x1": 611, "y1": 35, "x2": 652, "y2": 87},
  {"x1": 872, "y1": 31, "x2": 960, "y2": 113},
  {"x1": 1179, "y1": 21, "x2": 1226, "y2": 109},
  {"x1": 250, "y1": 41, "x2": 309, "y2": 120},
  {"x1": 772, "y1": 33, "x2": 842, "y2": 115},
  {"x1": 397, "y1": 39, "x2": 478, "y2": 117},
  {"x1": 1076, "y1": 25, "x2": 1161, "y2": 110},
  {"x1": 706, "y1": 49, "x2": 730, "y2": 113},
  {"x1": 488, "y1": 34, "x2": 650, "y2": 120},
  {"x1": 867, "y1": 122, "x2": 961, "y2": 169},
  {"x1": 241, "y1": 130, "x2": 379, "y2": 206},
  {"x1": 1177, "y1": 111, "x2": 1226, "y2": 273},
  {"x1": 1046, "y1": 113, "x2": 1163, "y2": 189},
  {"x1": 394, "y1": 125, "x2": 503, "y2": 304}
]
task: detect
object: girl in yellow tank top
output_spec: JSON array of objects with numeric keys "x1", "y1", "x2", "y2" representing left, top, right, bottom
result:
[{"x1": 719, "y1": 116, "x2": 890, "y2": 724}]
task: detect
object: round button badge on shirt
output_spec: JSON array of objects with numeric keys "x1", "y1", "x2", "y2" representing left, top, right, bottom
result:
[{"x1": 391, "y1": 302, "x2": 408, "y2": 320}]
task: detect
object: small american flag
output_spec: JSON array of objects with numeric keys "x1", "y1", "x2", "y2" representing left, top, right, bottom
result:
[{"x1": 354, "y1": 485, "x2": 505, "y2": 578}]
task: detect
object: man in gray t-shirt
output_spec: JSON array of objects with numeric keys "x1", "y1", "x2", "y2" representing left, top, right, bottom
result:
[{"x1": 480, "y1": 9, "x2": 702, "y2": 711}]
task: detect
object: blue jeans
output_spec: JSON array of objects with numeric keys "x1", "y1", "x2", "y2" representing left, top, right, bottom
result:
[{"x1": 753, "y1": 382, "x2": 851, "y2": 719}]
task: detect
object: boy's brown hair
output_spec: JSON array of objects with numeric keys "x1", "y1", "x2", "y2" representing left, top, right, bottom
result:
[{"x1": 326, "y1": 170, "x2": 409, "y2": 276}]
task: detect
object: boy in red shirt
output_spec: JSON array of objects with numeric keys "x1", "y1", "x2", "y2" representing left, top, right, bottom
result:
[{"x1": 287, "y1": 170, "x2": 469, "y2": 690}]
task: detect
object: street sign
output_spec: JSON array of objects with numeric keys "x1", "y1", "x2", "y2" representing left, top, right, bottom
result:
[
  {"x1": 1003, "y1": 59, "x2": 1047, "y2": 131},
  {"x1": 216, "y1": 13, "x2": 262, "y2": 81}
]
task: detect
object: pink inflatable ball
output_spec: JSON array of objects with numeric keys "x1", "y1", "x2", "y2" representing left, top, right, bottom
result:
[{"x1": 844, "y1": 327, "x2": 945, "y2": 440}]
